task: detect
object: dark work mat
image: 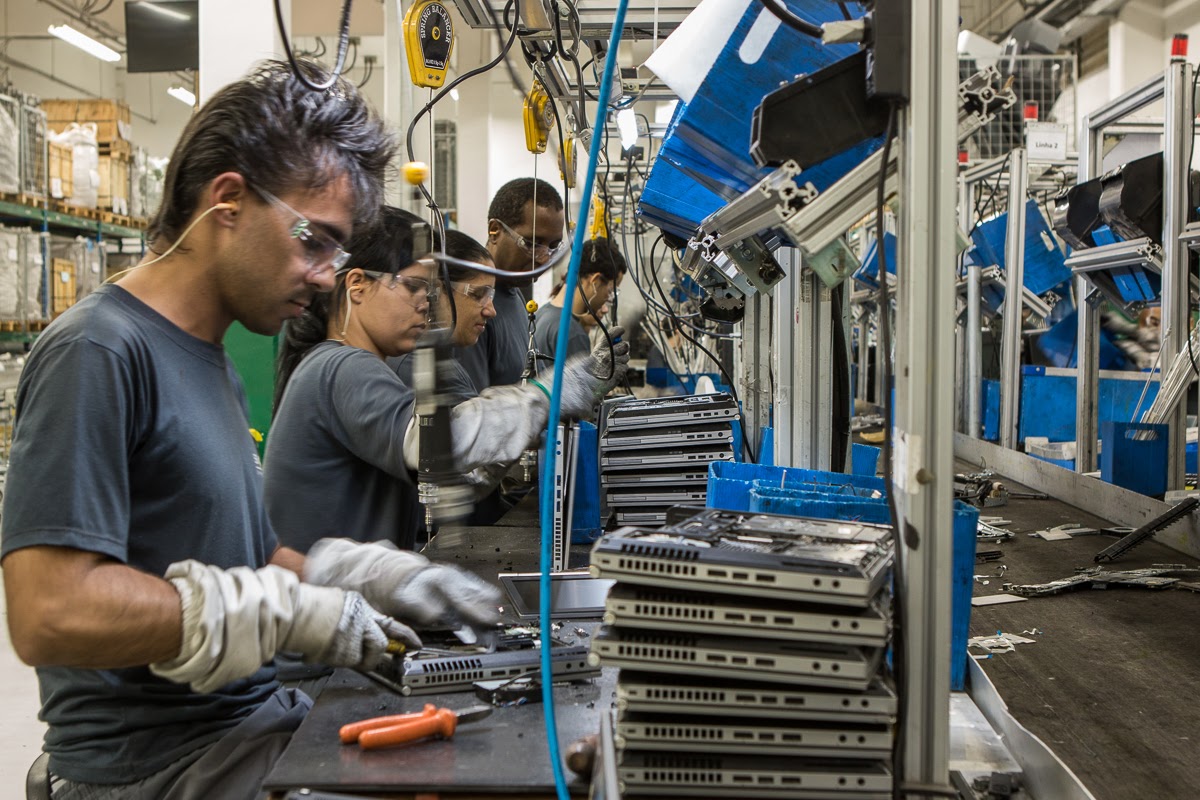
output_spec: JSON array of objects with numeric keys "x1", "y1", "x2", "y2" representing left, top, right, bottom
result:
[
  {"x1": 265, "y1": 667, "x2": 613, "y2": 795},
  {"x1": 964, "y1": 461, "x2": 1200, "y2": 800}
]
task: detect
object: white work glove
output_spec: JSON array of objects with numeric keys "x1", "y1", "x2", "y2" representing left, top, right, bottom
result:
[
  {"x1": 150, "y1": 561, "x2": 420, "y2": 694},
  {"x1": 588, "y1": 326, "x2": 631, "y2": 389},
  {"x1": 551, "y1": 327, "x2": 629, "y2": 419},
  {"x1": 400, "y1": 329, "x2": 629, "y2": 472},
  {"x1": 305, "y1": 538, "x2": 502, "y2": 629}
]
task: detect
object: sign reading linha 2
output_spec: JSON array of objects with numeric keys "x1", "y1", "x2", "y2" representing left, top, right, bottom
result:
[{"x1": 404, "y1": 0, "x2": 455, "y2": 88}]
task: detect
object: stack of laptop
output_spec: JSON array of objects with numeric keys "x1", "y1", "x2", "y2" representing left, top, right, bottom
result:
[
  {"x1": 588, "y1": 507, "x2": 897, "y2": 799},
  {"x1": 599, "y1": 394, "x2": 739, "y2": 527}
]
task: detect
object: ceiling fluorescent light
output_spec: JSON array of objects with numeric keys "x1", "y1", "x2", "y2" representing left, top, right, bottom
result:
[
  {"x1": 449, "y1": 88, "x2": 460, "y2": 101},
  {"x1": 47, "y1": 24, "x2": 121, "y2": 63},
  {"x1": 140, "y1": 2, "x2": 192, "y2": 22},
  {"x1": 168, "y1": 85, "x2": 196, "y2": 107}
]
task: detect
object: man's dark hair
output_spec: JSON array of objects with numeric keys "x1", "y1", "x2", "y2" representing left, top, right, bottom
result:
[
  {"x1": 580, "y1": 237, "x2": 627, "y2": 282},
  {"x1": 149, "y1": 60, "x2": 395, "y2": 249},
  {"x1": 487, "y1": 178, "x2": 563, "y2": 227}
]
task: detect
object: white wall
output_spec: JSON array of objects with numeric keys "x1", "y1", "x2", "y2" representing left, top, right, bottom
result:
[{"x1": 0, "y1": 0, "x2": 194, "y2": 159}]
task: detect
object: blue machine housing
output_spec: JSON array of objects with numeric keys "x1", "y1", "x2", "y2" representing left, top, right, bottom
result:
[
  {"x1": 853, "y1": 232, "x2": 897, "y2": 289},
  {"x1": 970, "y1": 199, "x2": 1072, "y2": 296},
  {"x1": 640, "y1": 0, "x2": 880, "y2": 237}
]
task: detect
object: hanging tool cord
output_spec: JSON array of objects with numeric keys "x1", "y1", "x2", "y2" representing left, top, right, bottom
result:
[{"x1": 537, "y1": 1, "x2": 629, "y2": 796}]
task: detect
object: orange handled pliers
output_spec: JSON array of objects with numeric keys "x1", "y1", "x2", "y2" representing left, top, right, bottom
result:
[{"x1": 339, "y1": 704, "x2": 494, "y2": 750}]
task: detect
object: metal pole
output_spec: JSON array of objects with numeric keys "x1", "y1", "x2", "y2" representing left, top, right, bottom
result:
[
  {"x1": 897, "y1": 0, "x2": 956, "y2": 792},
  {"x1": 999, "y1": 148, "x2": 1028, "y2": 450},
  {"x1": 1161, "y1": 58, "x2": 1192, "y2": 490},
  {"x1": 874, "y1": 305, "x2": 886, "y2": 406},
  {"x1": 956, "y1": 174, "x2": 971, "y2": 433},
  {"x1": 772, "y1": 249, "x2": 797, "y2": 467},
  {"x1": 740, "y1": 292, "x2": 773, "y2": 462},
  {"x1": 794, "y1": 269, "x2": 833, "y2": 470},
  {"x1": 967, "y1": 263, "x2": 982, "y2": 437},
  {"x1": 385, "y1": 0, "x2": 422, "y2": 213},
  {"x1": 856, "y1": 306, "x2": 870, "y2": 402}
]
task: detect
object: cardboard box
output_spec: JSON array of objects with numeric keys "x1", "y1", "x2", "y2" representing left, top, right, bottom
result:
[
  {"x1": 48, "y1": 140, "x2": 73, "y2": 200},
  {"x1": 97, "y1": 154, "x2": 130, "y2": 214},
  {"x1": 43, "y1": 98, "x2": 131, "y2": 142},
  {"x1": 51, "y1": 257, "x2": 76, "y2": 317}
]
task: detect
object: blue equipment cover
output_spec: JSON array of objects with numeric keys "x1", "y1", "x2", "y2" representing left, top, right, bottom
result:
[
  {"x1": 970, "y1": 199, "x2": 1072, "y2": 296},
  {"x1": 853, "y1": 232, "x2": 897, "y2": 289},
  {"x1": 640, "y1": 0, "x2": 880, "y2": 236}
]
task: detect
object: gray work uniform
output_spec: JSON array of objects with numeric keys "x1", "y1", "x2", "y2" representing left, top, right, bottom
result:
[
  {"x1": 457, "y1": 283, "x2": 531, "y2": 391},
  {"x1": 264, "y1": 341, "x2": 421, "y2": 553},
  {"x1": 532, "y1": 303, "x2": 590, "y2": 364},
  {"x1": 0, "y1": 285, "x2": 288, "y2": 788}
]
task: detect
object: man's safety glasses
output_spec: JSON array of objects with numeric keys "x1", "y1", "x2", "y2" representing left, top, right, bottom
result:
[
  {"x1": 493, "y1": 219, "x2": 566, "y2": 261},
  {"x1": 254, "y1": 186, "x2": 351, "y2": 274}
]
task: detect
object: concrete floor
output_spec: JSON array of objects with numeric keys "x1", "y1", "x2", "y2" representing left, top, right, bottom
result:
[{"x1": 0, "y1": 569, "x2": 48, "y2": 800}]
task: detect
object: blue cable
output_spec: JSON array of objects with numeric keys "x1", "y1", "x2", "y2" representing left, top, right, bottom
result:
[{"x1": 538, "y1": 2, "x2": 629, "y2": 796}]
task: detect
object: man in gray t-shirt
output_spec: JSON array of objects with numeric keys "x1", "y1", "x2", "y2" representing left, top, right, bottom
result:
[
  {"x1": 532, "y1": 302, "x2": 591, "y2": 363},
  {"x1": 457, "y1": 178, "x2": 566, "y2": 391},
  {"x1": 0, "y1": 62, "x2": 496, "y2": 799}
]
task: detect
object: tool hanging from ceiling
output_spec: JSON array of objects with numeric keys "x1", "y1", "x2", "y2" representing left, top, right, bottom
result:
[
  {"x1": 523, "y1": 78, "x2": 556, "y2": 154},
  {"x1": 404, "y1": 0, "x2": 456, "y2": 88}
]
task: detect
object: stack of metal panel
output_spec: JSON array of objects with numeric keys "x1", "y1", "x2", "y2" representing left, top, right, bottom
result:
[
  {"x1": 588, "y1": 507, "x2": 896, "y2": 798},
  {"x1": 599, "y1": 394, "x2": 738, "y2": 527}
]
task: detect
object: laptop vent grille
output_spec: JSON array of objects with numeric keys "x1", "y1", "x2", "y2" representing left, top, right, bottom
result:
[{"x1": 633, "y1": 602, "x2": 714, "y2": 621}]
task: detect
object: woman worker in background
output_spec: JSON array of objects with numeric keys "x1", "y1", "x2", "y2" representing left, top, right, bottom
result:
[
  {"x1": 263, "y1": 209, "x2": 628, "y2": 553},
  {"x1": 533, "y1": 236, "x2": 627, "y2": 362},
  {"x1": 389, "y1": 229, "x2": 499, "y2": 402}
]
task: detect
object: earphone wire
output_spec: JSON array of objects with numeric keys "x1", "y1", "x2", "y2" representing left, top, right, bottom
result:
[{"x1": 105, "y1": 203, "x2": 232, "y2": 284}]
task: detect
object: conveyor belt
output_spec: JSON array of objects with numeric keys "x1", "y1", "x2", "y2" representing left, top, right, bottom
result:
[{"x1": 964, "y1": 462, "x2": 1200, "y2": 800}]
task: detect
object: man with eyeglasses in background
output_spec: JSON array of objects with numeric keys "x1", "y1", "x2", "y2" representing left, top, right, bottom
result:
[
  {"x1": 456, "y1": 178, "x2": 566, "y2": 395},
  {"x1": 0, "y1": 62, "x2": 498, "y2": 800}
]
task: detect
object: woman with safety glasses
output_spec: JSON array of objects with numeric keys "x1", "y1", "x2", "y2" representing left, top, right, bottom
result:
[
  {"x1": 263, "y1": 208, "x2": 629, "y2": 554},
  {"x1": 389, "y1": 229, "x2": 497, "y2": 402}
]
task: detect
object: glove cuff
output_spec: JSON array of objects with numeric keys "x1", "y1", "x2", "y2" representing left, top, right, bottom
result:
[{"x1": 282, "y1": 583, "x2": 348, "y2": 660}]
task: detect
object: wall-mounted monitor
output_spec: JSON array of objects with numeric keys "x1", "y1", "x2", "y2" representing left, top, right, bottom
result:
[{"x1": 124, "y1": 1, "x2": 199, "y2": 73}]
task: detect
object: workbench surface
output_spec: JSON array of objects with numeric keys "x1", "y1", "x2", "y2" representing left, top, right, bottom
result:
[
  {"x1": 965, "y1": 465, "x2": 1200, "y2": 800},
  {"x1": 263, "y1": 667, "x2": 610, "y2": 797},
  {"x1": 265, "y1": 500, "x2": 605, "y2": 797}
]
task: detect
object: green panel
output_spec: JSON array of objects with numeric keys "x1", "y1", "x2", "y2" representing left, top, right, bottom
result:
[{"x1": 223, "y1": 322, "x2": 277, "y2": 455}]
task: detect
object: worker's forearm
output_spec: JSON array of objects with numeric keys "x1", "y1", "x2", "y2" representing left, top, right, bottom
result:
[
  {"x1": 2, "y1": 547, "x2": 182, "y2": 669},
  {"x1": 270, "y1": 545, "x2": 307, "y2": 578}
]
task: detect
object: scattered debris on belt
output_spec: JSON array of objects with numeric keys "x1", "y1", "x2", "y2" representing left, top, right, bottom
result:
[
  {"x1": 1008, "y1": 564, "x2": 1200, "y2": 596},
  {"x1": 977, "y1": 519, "x2": 1016, "y2": 543},
  {"x1": 956, "y1": 471, "x2": 1010, "y2": 508},
  {"x1": 969, "y1": 631, "x2": 1036, "y2": 655},
  {"x1": 974, "y1": 546, "x2": 1003, "y2": 566},
  {"x1": 973, "y1": 565, "x2": 1008, "y2": 585},
  {"x1": 972, "y1": 594, "x2": 1028, "y2": 607}
]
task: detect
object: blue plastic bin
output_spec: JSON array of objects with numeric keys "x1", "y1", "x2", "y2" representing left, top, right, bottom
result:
[
  {"x1": 851, "y1": 443, "x2": 881, "y2": 476},
  {"x1": 705, "y1": 459, "x2": 977, "y2": 690},
  {"x1": 536, "y1": 422, "x2": 603, "y2": 544},
  {"x1": 1101, "y1": 421, "x2": 1168, "y2": 496},
  {"x1": 572, "y1": 421, "x2": 602, "y2": 543},
  {"x1": 708, "y1": 462, "x2": 887, "y2": 512},
  {"x1": 749, "y1": 486, "x2": 890, "y2": 524}
]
